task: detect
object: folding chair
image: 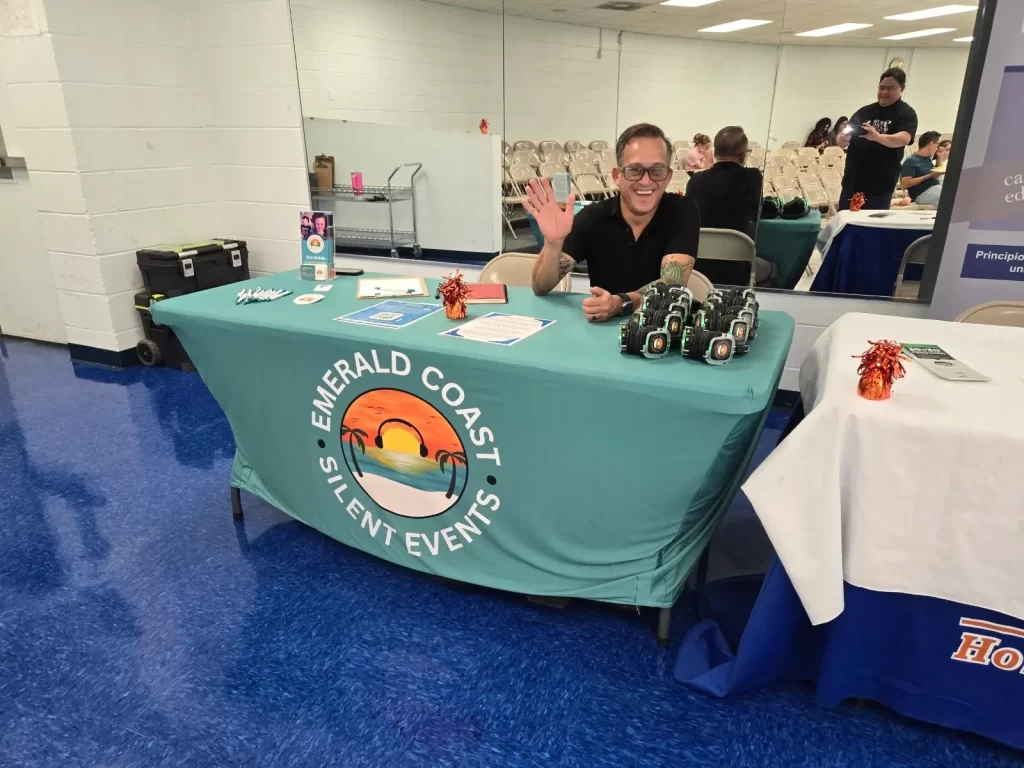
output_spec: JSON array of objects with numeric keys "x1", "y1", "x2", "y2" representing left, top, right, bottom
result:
[
  {"x1": 512, "y1": 149, "x2": 541, "y2": 167},
  {"x1": 698, "y1": 229, "x2": 755, "y2": 286},
  {"x1": 575, "y1": 174, "x2": 607, "y2": 200},
  {"x1": 568, "y1": 159, "x2": 595, "y2": 179},
  {"x1": 589, "y1": 140, "x2": 610, "y2": 152},
  {"x1": 894, "y1": 235, "x2": 930, "y2": 299},
  {"x1": 538, "y1": 162, "x2": 563, "y2": 180},
  {"x1": 565, "y1": 140, "x2": 586, "y2": 153},
  {"x1": 666, "y1": 176, "x2": 688, "y2": 195},
  {"x1": 481, "y1": 252, "x2": 573, "y2": 292},
  {"x1": 513, "y1": 141, "x2": 538, "y2": 153},
  {"x1": 956, "y1": 300, "x2": 1024, "y2": 326},
  {"x1": 774, "y1": 184, "x2": 801, "y2": 203},
  {"x1": 802, "y1": 182, "x2": 832, "y2": 214},
  {"x1": 538, "y1": 140, "x2": 562, "y2": 157},
  {"x1": 572, "y1": 149, "x2": 598, "y2": 165},
  {"x1": 825, "y1": 181, "x2": 842, "y2": 210}
]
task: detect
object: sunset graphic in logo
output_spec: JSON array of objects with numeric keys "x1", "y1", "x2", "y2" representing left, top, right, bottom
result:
[{"x1": 340, "y1": 389, "x2": 467, "y2": 518}]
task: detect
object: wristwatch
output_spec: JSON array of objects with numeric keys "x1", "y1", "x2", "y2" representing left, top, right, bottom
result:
[{"x1": 616, "y1": 293, "x2": 633, "y2": 316}]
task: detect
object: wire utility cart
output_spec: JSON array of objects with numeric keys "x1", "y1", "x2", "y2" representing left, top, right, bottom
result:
[{"x1": 312, "y1": 163, "x2": 423, "y2": 258}]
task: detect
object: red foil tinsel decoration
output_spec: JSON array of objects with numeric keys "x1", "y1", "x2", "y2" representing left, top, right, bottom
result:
[
  {"x1": 854, "y1": 339, "x2": 909, "y2": 400},
  {"x1": 439, "y1": 270, "x2": 469, "y2": 320},
  {"x1": 479, "y1": 118, "x2": 489, "y2": 135},
  {"x1": 849, "y1": 192, "x2": 866, "y2": 212}
]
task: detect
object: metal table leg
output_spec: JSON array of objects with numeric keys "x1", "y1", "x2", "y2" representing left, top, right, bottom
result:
[
  {"x1": 657, "y1": 607, "x2": 671, "y2": 647},
  {"x1": 231, "y1": 486, "x2": 243, "y2": 520}
]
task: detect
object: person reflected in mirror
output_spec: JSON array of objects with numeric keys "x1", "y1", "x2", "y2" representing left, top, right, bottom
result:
[
  {"x1": 935, "y1": 139, "x2": 952, "y2": 168},
  {"x1": 684, "y1": 134, "x2": 714, "y2": 172},
  {"x1": 805, "y1": 118, "x2": 832, "y2": 151},
  {"x1": 527, "y1": 123, "x2": 699, "y2": 323},
  {"x1": 901, "y1": 131, "x2": 944, "y2": 206},
  {"x1": 828, "y1": 116, "x2": 849, "y2": 147},
  {"x1": 687, "y1": 126, "x2": 776, "y2": 287},
  {"x1": 836, "y1": 68, "x2": 918, "y2": 211}
]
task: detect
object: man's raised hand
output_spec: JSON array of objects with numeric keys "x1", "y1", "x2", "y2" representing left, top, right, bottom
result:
[{"x1": 521, "y1": 178, "x2": 576, "y2": 244}]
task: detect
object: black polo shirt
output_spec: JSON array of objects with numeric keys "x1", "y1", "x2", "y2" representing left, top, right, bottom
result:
[
  {"x1": 685, "y1": 162, "x2": 762, "y2": 237},
  {"x1": 561, "y1": 193, "x2": 701, "y2": 294}
]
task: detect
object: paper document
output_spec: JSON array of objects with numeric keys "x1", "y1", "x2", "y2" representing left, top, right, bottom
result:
[
  {"x1": 356, "y1": 277, "x2": 428, "y2": 299},
  {"x1": 336, "y1": 300, "x2": 441, "y2": 330},
  {"x1": 439, "y1": 312, "x2": 556, "y2": 346},
  {"x1": 902, "y1": 343, "x2": 991, "y2": 382}
]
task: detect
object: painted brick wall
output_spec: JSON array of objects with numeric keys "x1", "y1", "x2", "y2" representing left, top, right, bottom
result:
[{"x1": 0, "y1": 0, "x2": 307, "y2": 350}]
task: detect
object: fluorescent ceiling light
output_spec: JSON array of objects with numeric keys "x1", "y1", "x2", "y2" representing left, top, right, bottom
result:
[
  {"x1": 881, "y1": 27, "x2": 957, "y2": 40},
  {"x1": 660, "y1": 0, "x2": 722, "y2": 7},
  {"x1": 884, "y1": 5, "x2": 976, "y2": 22},
  {"x1": 699, "y1": 19, "x2": 772, "y2": 33},
  {"x1": 796, "y1": 23, "x2": 873, "y2": 38},
  {"x1": 953, "y1": 36, "x2": 974, "y2": 41}
]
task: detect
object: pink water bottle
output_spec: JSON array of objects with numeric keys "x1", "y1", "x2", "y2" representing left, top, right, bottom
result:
[{"x1": 351, "y1": 170, "x2": 363, "y2": 198}]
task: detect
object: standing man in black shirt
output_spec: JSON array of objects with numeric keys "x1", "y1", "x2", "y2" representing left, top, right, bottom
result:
[
  {"x1": 837, "y1": 67, "x2": 918, "y2": 211},
  {"x1": 526, "y1": 123, "x2": 700, "y2": 322}
]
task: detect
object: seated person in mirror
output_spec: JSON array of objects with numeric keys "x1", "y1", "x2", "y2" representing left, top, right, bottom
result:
[
  {"x1": 804, "y1": 118, "x2": 832, "y2": 151},
  {"x1": 684, "y1": 134, "x2": 714, "y2": 172},
  {"x1": 900, "y1": 131, "x2": 943, "y2": 206},
  {"x1": 527, "y1": 123, "x2": 699, "y2": 323},
  {"x1": 686, "y1": 126, "x2": 774, "y2": 286},
  {"x1": 827, "y1": 116, "x2": 849, "y2": 147},
  {"x1": 686, "y1": 126, "x2": 761, "y2": 239}
]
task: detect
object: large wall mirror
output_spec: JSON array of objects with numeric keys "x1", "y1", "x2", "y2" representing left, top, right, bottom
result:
[{"x1": 289, "y1": 0, "x2": 982, "y2": 303}]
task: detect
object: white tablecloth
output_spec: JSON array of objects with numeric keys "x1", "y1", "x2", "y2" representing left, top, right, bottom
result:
[
  {"x1": 744, "y1": 313, "x2": 1024, "y2": 625},
  {"x1": 816, "y1": 209, "x2": 937, "y2": 257}
]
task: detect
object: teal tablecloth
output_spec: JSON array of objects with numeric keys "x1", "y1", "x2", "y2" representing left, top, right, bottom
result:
[
  {"x1": 152, "y1": 271, "x2": 793, "y2": 606},
  {"x1": 755, "y1": 211, "x2": 821, "y2": 289}
]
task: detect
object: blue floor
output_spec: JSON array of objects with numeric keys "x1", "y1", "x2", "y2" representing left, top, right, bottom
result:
[{"x1": 1, "y1": 337, "x2": 1020, "y2": 768}]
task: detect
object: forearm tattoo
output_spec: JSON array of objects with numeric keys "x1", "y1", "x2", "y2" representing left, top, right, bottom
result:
[
  {"x1": 557, "y1": 254, "x2": 574, "y2": 278},
  {"x1": 660, "y1": 260, "x2": 685, "y2": 284}
]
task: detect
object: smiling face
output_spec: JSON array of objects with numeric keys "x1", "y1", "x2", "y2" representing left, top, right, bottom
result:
[
  {"x1": 877, "y1": 76, "x2": 903, "y2": 107},
  {"x1": 314, "y1": 217, "x2": 327, "y2": 235},
  {"x1": 612, "y1": 136, "x2": 672, "y2": 219}
]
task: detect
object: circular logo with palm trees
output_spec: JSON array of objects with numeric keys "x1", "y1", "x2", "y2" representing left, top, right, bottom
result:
[{"x1": 339, "y1": 388, "x2": 468, "y2": 519}]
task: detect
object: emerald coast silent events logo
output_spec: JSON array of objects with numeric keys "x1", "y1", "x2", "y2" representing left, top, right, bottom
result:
[{"x1": 309, "y1": 348, "x2": 501, "y2": 557}]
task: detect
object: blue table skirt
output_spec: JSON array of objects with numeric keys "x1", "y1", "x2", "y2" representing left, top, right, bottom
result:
[
  {"x1": 675, "y1": 558, "x2": 1024, "y2": 750},
  {"x1": 810, "y1": 224, "x2": 928, "y2": 296}
]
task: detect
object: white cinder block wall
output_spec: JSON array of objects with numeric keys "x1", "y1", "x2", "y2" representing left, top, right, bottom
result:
[
  {"x1": 291, "y1": 0, "x2": 504, "y2": 134},
  {"x1": 0, "y1": 0, "x2": 307, "y2": 352},
  {"x1": 292, "y1": 0, "x2": 968, "y2": 147},
  {"x1": 197, "y1": 0, "x2": 310, "y2": 278}
]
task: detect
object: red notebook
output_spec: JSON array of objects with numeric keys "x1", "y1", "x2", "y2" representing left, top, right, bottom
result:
[{"x1": 465, "y1": 283, "x2": 508, "y2": 304}]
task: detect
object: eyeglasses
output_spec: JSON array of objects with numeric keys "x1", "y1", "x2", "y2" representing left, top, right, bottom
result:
[{"x1": 620, "y1": 164, "x2": 671, "y2": 182}]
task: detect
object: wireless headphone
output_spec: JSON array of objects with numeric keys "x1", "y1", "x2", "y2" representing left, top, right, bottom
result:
[
  {"x1": 374, "y1": 418, "x2": 428, "y2": 457},
  {"x1": 621, "y1": 314, "x2": 669, "y2": 358},
  {"x1": 684, "y1": 327, "x2": 735, "y2": 364},
  {"x1": 643, "y1": 309, "x2": 684, "y2": 344}
]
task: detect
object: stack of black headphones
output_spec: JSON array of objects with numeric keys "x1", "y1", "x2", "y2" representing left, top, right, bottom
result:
[{"x1": 619, "y1": 284, "x2": 760, "y2": 365}]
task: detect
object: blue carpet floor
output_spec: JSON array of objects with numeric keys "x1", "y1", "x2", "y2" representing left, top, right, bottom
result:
[{"x1": 1, "y1": 337, "x2": 1020, "y2": 768}]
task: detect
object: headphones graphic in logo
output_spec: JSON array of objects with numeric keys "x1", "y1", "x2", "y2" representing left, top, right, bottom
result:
[
  {"x1": 374, "y1": 418, "x2": 428, "y2": 457},
  {"x1": 340, "y1": 388, "x2": 467, "y2": 519}
]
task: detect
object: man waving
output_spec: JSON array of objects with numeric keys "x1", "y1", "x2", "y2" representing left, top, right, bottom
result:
[{"x1": 527, "y1": 123, "x2": 700, "y2": 322}]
